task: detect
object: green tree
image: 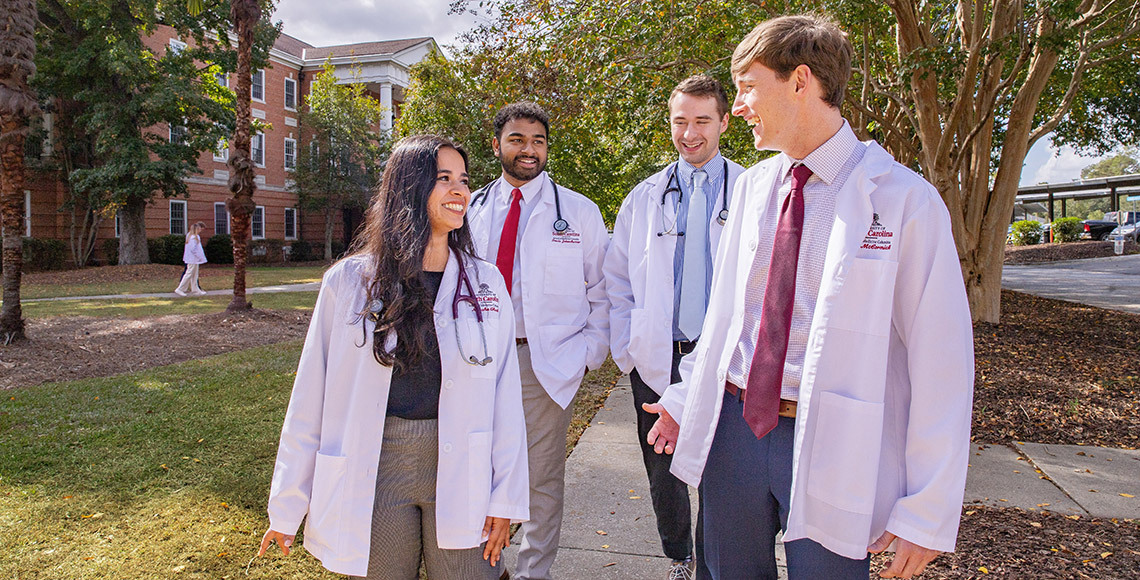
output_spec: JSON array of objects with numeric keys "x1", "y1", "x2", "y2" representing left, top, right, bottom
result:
[
  {"x1": 0, "y1": 0, "x2": 40, "y2": 343},
  {"x1": 291, "y1": 61, "x2": 387, "y2": 260},
  {"x1": 427, "y1": 0, "x2": 1140, "y2": 321},
  {"x1": 1081, "y1": 148, "x2": 1139, "y2": 179}
]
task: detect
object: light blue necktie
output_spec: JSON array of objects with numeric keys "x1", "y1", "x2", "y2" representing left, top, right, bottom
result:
[{"x1": 678, "y1": 170, "x2": 707, "y2": 340}]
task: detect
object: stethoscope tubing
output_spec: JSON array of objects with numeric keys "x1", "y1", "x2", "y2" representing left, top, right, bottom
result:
[
  {"x1": 658, "y1": 158, "x2": 730, "y2": 236},
  {"x1": 472, "y1": 176, "x2": 570, "y2": 234}
]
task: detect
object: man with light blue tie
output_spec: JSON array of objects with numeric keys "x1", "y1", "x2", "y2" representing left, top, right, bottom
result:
[{"x1": 604, "y1": 75, "x2": 746, "y2": 580}]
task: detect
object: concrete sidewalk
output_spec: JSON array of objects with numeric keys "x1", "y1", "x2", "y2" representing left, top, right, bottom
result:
[
  {"x1": 505, "y1": 376, "x2": 1140, "y2": 579},
  {"x1": 1002, "y1": 253, "x2": 1140, "y2": 314},
  {"x1": 22, "y1": 282, "x2": 320, "y2": 303}
]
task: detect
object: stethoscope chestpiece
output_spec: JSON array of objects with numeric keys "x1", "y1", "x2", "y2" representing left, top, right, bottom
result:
[
  {"x1": 717, "y1": 208, "x2": 729, "y2": 226},
  {"x1": 552, "y1": 218, "x2": 569, "y2": 233}
]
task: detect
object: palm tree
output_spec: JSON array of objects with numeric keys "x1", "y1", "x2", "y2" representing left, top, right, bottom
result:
[
  {"x1": 190, "y1": 0, "x2": 260, "y2": 312},
  {"x1": 0, "y1": 0, "x2": 41, "y2": 343}
]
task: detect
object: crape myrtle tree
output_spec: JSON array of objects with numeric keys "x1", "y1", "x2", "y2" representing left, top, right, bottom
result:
[
  {"x1": 0, "y1": 0, "x2": 41, "y2": 343},
  {"x1": 291, "y1": 61, "x2": 387, "y2": 261},
  {"x1": 424, "y1": 0, "x2": 1140, "y2": 321}
]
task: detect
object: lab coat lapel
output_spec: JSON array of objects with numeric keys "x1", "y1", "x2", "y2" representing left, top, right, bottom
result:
[{"x1": 469, "y1": 179, "x2": 498, "y2": 259}]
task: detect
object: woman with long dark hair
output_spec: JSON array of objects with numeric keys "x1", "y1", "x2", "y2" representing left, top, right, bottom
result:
[{"x1": 258, "y1": 135, "x2": 528, "y2": 579}]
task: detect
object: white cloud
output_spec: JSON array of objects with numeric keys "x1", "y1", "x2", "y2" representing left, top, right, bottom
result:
[
  {"x1": 1022, "y1": 140, "x2": 1107, "y2": 186},
  {"x1": 273, "y1": 0, "x2": 482, "y2": 50}
]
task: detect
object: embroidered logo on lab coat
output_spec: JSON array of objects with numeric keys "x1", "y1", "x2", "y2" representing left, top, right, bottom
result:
[
  {"x1": 551, "y1": 227, "x2": 582, "y2": 245},
  {"x1": 476, "y1": 283, "x2": 500, "y2": 315},
  {"x1": 861, "y1": 213, "x2": 893, "y2": 251}
]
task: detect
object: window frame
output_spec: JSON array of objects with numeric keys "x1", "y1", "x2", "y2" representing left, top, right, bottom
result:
[
  {"x1": 115, "y1": 212, "x2": 121, "y2": 239},
  {"x1": 213, "y1": 137, "x2": 229, "y2": 162},
  {"x1": 24, "y1": 190, "x2": 31, "y2": 237},
  {"x1": 170, "y1": 200, "x2": 188, "y2": 236},
  {"x1": 283, "y1": 137, "x2": 296, "y2": 171},
  {"x1": 251, "y1": 69, "x2": 265, "y2": 103},
  {"x1": 284, "y1": 77, "x2": 297, "y2": 111},
  {"x1": 168, "y1": 38, "x2": 187, "y2": 55},
  {"x1": 169, "y1": 123, "x2": 189, "y2": 145},
  {"x1": 252, "y1": 132, "x2": 265, "y2": 167},
  {"x1": 284, "y1": 207, "x2": 297, "y2": 240},
  {"x1": 251, "y1": 206, "x2": 265, "y2": 240},
  {"x1": 214, "y1": 202, "x2": 230, "y2": 235}
]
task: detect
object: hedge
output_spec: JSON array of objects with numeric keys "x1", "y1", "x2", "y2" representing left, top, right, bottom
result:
[
  {"x1": 0, "y1": 237, "x2": 68, "y2": 272},
  {"x1": 1010, "y1": 220, "x2": 1043, "y2": 246},
  {"x1": 1051, "y1": 217, "x2": 1083, "y2": 243}
]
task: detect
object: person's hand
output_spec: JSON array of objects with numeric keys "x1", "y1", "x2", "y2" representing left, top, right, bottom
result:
[
  {"x1": 868, "y1": 531, "x2": 941, "y2": 578},
  {"x1": 482, "y1": 516, "x2": 511, "y2": 566},
  {"x1": 258, "y1": 529, "x2": 296, "y2": 557},
  {"x1": 642, "y1": 403, "x2": 679, "y2": 455}
]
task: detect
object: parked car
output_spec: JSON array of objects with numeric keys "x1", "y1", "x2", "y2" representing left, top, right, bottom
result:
[
  {"x1": 1109, "y1": 221, "x2": 1140, "y2": 243},
  {"x1": 1081, "y1": 211, "x2": 1140, "y2": 240}
]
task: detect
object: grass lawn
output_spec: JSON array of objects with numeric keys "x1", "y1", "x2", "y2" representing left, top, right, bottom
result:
[
  {"x1": 0, "y1": 342, "x2": 621, "y2": 579},
  {"x1": 22, "y1": 292, "x2": 319, "y2": 319},
  {"x1": 20, "y1": 266, "x2": 328, "y2": 300}
]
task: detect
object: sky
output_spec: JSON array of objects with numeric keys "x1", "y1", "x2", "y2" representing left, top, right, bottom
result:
[{"x1": 271, "y1": 0, "x2": 1110, "y2": 186}]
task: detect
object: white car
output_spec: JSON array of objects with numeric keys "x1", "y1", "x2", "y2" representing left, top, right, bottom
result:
[{"x1": 1109, "y1": 222, "x2": 1139, "y2": 243}]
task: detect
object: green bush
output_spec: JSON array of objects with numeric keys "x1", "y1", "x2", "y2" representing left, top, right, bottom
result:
[
  {"x1": 204, "y1": 234, "x2": 233, "y2": 264},
  {"x1": 147, "y1": 235, "x2": 185, "y2": 265},
  {"x1": 1, "y1": 237, "x2": 69, "y2": 273},
  {"x1": 249, "y1": 239, "x2": 284, "y2": 264},
  {"x1": 289, "y1": 239, "x2": 313, "y2": 262},
  {"x1": 102, "y1": 238, "x2": 119, "y2": 266},
  {"x1": 1011, "y1": 220, "x2": 1043, "y2": 246},
  {"x1": 1051, "y1": 217, "x2": 1083, "y2": 243}
]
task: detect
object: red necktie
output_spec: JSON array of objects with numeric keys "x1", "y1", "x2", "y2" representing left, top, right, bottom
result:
[
  {"x1": 495, "y1": 188, "x2": 523, "y2": 295},
  {"x1": 742, "y1": 164, "x2": 813, "y2": 439}
]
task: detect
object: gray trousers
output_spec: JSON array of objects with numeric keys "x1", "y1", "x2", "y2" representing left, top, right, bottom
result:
[
  {"x1": 513, "y1": 343, "x2": 575, "y2": 580},
  {"x1": 361, "y1": 416, "x2": 501, "y2": 580}
]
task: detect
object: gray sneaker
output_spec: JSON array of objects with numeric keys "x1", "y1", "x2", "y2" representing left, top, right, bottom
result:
[{"x1": 668, "y1": 558, "x2": 694, "y2": 580}]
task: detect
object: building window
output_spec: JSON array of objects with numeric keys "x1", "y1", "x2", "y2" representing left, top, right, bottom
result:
[
  {"x1": 213, "y1": 137, "x2": 229, "y2": 162},
  {"x1": 284, "y1": 77, "x2": 297, "y2": 111},
  {"x1": 170, "y1": 124, "x2": 189, "y2": 145},
  {"x1": 215, "y1": 71, "x2": 228, "y2": 88},
  {"x1": 169, "y1": 38, "x2": 187, "y2": 55},
  {"x1": 115, "y1": 212, "x2": 121, "y2": 238},
  {"x1": 252, "y1": 132, "x2": 265, "y2": 167},
  {"x1": 284, "y1": 138, "x2": 296, "y2": 171},
  {"x1": 251, "y1": 69, "x2": 265, "y2": 102},
  {"x1": 214, "y1": 202, "x2": 230, "y2": 235},
  {"x1": 170, "y1": 200, "x2": 187, "y2": 236},
  {"x1": 252, "y1": 206, "x2": 265, "y2": 239},
  {"x1": 284, "y1": 207, "x2": 297, "y2": 240},
  {"x1": 24, "y1": 190, "x2": 31, "y2": 237}
]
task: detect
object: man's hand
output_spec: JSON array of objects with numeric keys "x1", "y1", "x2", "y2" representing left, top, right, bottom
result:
[
  {"x1": 482, "y1": 516, "x2": 511, "y2": 567},
  {"x1": 642, "y1": 403, "x2": 679, "y2": 455},
  {"x1": 869, "y1": 531, "x2": 941, "y2": 578},
  {"x1": 258, "y1": 529, "x2": 295, "y2": 557}
]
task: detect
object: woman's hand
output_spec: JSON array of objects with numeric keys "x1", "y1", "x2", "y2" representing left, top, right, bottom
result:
[
  {"x1": 482, "y1": 516, "x2": 511, "y2": 566},
  {"x1": 258, "y1": 529, "x2": 296, "y2": 557}
]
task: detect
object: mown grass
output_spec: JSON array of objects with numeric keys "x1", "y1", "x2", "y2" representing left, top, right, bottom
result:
[
  {"x1": 20, "y1": 266, "x2": 327, "y2": 300},
  {"x1": 22, "y1": 292, "x2": 318, "y2": 319},
  {"x1": 0, "y1": 340, "x2": 622, "y2": 579}
]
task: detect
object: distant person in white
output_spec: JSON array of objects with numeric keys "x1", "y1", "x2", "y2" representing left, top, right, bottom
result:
[{"x1": 175, "y1": 221, "x2": 207, "y2": 296}]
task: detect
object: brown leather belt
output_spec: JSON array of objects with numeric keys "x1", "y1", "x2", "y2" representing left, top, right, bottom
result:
[
  {"x1": 724, "y1": 382, "x2": 797, "y2": 418},
  {"x1": 516, "y1": 337, "x2": 528, "y2": 346}
]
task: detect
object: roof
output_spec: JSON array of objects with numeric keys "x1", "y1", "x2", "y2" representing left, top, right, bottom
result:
[
  {"x1": 273, "y1": 33, "x2": 313, "y2": 58},
  {"x1": 302, "y1": 37, "x2": 433, "y2": 61}
]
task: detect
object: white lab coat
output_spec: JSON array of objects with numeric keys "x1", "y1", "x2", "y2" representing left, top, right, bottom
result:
[
  {"x1": 658, "y1": 141, "x2": 974, "y2": 559},
  {"x1": 604, "y1": 160, "x2": 745, "y2": 395},
  {"x1": 467, "y1": 174, "x2": 610, "y2": 409},
  {"x1": 266, "y1": 252, "x2": 530, "y2": 577}
]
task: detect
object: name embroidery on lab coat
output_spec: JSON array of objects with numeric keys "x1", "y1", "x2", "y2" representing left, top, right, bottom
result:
[
  {"x1": 861, "y1": 213, "x2": 894, "y2": 251},
  {"x1": 551, "y1": 227, "x2": 582, "y2": 245},
  {"x1": 476, "y1": 283, "x2": 501, "y2": 315}
]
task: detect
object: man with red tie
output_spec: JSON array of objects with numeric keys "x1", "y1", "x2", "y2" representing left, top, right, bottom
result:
[
  {"x1": 643, "y1": 15, "x2": 974, "y2": 580},
  {"x1": 467, "y1": 102, "x2": 610, "y2": 580}
]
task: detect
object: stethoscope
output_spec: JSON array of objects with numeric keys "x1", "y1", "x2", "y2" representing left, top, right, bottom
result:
[
  {"x1": 657, "y1": 159, "x2": 730, "y2": 237},
  {"x1": 366, "y1": 258, "x2": 493, "y2": 367},
  {"x1": 472, "y1": 175, "x2": 570, "y2": 234}
]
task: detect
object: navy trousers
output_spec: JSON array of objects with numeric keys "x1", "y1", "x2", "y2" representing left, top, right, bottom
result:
[{"x1": 701, "y1": 390, "x2": 871, "y2": 580}]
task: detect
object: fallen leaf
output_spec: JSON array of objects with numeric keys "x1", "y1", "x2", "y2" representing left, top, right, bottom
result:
[
  {"x1": 602, "y1": 562, "x2": 616, "y2": 568},
  {"x1": 1030, "y1": 522, "x2": 1042, "y2": 528},
  {"x1": 979, "y1": 566, "x2": 989, "y2": 574},
  {"x1": 1120, "y1": 493, "x2": 1134, "y2": 498},
  {"x1": 629, "y1": 496, "x2": 641, "y2": 499},
  {"x1": 596, "y1": 530, "x2": 607, "y2": 536},
  {"x1": 1100, "y1": 552, "x2": 1112, "y2": 559},
  {"x1": 601, "y1": 544, "x2": 609, "y2": 549}
]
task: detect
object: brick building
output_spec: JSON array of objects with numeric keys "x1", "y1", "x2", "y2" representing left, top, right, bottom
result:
[{"x1": 21, "y1": 26, "x2": 438, "y2": 263}]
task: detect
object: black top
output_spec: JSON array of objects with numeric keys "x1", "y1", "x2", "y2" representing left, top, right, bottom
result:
[{"x1": 386, "y1": 270, "x2": 445, "y2": 420}]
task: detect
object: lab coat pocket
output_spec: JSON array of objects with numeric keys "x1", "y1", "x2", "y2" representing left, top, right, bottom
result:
[
  {"x1": 828, "y1": 258, "x2": 898, "y2": 337},
  {"x1": 806, "y1": 391, "x2": 884, "y2": 514},
  {"x1": 306, "y1": 451, "x2": 347, "y2": 552},
  {"x1": 467, "y1": 431, "x2": 493, "y2": 529},
  {"x1": 544, "y1": 246, "x2": 586, "y2": 296},
  {"x1": 538, "y1": 324, "x2": 588, "y2": 381}
]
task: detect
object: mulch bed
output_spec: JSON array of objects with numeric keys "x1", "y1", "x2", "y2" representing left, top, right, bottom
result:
[
  {"x1": 973, "y1": 290, "x2": 1140, "y2": 448},
  {"x1": 872, "y1": 506, "x2": 1140, "y2": 579},
  {"x1": 0, "y1": 309, "x2": 310, "y2": 390},
  {"x1": 1005, "y1": 240, "x2": 1140, "y2": 264}
]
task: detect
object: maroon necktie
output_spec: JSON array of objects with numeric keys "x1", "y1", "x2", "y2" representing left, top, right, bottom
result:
[
  {"x1": 495, "y1": 188, "x2": 523, "y2": 295},
  {"x1": 742, "y1": 164, "x2": 813, "y2": 439}
]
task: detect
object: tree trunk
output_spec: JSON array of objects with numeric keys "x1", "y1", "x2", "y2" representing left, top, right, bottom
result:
[
  {"x1": 225, "y1": 0, "x2": 262, "y2": 313},
  {"x1": 1, "y1": 117, "x2": 27, "y2": 343},
  {"x1": 324, "y1": 207, "x2": 334, "y2": 261},
  {"x1": 117, "y1": 196, "x2": 150, "y2": 265}
]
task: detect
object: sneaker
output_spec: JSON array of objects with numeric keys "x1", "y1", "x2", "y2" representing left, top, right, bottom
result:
[
  {"x1": 191, "y1": 290, "x2": 207, "y2": 296},
  {"x1": 174, "y1": 289, "x2": 187, "y2": 297},
  {"x1": 668, "y1": 558, "x2": 694, "y2": 580}
]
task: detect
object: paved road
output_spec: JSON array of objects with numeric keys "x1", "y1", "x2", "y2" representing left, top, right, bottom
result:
[{"x1": 1002, "y1": 254, "x2": 1140, "y2": 314}]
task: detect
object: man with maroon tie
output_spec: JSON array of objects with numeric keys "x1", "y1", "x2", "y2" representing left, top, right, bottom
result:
[
  {"x1": 643, "y1": 15, "x2": 974, "y2": 580},
  {"x1": 466, "y1": 102, "x2": 610, "y2": 580}
]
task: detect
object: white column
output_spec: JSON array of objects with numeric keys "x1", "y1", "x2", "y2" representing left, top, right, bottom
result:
[{"x1": 379, "y1": 82, "x2": 393, "y2": 131}]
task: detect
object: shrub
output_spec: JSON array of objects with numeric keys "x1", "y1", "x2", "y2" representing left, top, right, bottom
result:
[
  {"x1": 289, "y1": 239, "x2": 313, "y2": 262},
  {"x1": 249, "y1": 239, "x2": 284, "y2": 264},
  {"x1": 1, "y1": 237, "x2": 68, "y2": 273},
  {"x1": 1011, "y1": 220, "x2": 1043, "y2": 246},
  {"x1": 147, "y1": 235, "x2": 186, "y2": 265},
  {"x1": 1051, "y1": 217, "x2": 1083, "y2": 243},
  {"x1": 102, "y1": 238, "x2": 119, "y2": 266},
  {"x1": 204, "y1": 234, "x2": 233, "y2": 264}
]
